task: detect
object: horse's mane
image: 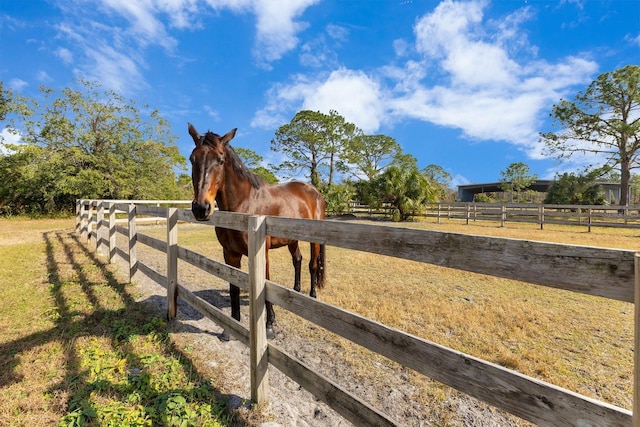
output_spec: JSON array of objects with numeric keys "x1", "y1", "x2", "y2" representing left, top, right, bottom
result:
[{"x1": 203, "y1": 131, "x2": 265, "y2": 189}]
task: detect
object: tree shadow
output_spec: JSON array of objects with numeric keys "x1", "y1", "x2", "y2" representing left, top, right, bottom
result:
[{"x1": 0, "y1": 230, "x2": 253, "y2": 426}]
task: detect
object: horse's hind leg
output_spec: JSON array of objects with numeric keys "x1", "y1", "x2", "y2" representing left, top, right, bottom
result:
[
  {"x1": 289, "y1": 242, "x2": 302, "y2": 292},
  {"x1": 309, "y1": 242, "x2": 320, "y2": 298}
]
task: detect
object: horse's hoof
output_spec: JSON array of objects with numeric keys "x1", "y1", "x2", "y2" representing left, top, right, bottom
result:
[
  {"x1": 266, "y1": 326, "x2": 276, "y2": 340},
  {"x1": 220, "y1": 329, "x2": 231, "y2": 342}
]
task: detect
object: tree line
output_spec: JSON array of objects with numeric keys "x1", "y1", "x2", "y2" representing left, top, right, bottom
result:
[
  {"x1": 1, "y1": 65, "x2": 638, "y2": 218},
  {"x1": 0, "y1": 79, "x2": 451, "y2": 219}
]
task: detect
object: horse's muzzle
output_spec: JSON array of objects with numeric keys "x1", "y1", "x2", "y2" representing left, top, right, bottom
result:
[{"x1": 192, "y1": 201, "x2": 212, "y2": 221}]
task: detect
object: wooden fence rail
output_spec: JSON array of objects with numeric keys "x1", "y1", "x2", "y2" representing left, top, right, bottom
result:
[
  {"x1": 427, "y1": 203, "x2": 640, "y2": 231},
  {"x1": 76, "y1": 199, "x2": 637, "y2": 426}
]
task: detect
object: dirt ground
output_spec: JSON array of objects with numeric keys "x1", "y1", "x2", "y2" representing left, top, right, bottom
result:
[{"x1": 106, "y1": 224, "x2": 530, "y2": 427}]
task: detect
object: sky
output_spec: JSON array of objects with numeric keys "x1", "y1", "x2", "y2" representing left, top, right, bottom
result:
[{"x1": 1, "y1": 0, "x2": 639, "y2": 187}]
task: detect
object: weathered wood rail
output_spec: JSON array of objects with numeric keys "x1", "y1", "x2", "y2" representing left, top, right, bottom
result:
[{"x1": 77, "y1": 199, "x2": 638, "y2": 426}]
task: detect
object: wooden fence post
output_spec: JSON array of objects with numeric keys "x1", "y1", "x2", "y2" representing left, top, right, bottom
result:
[
  {"x1": 88, "y1": 201, "x2": 95, "y2": 249},
  {"x1": 437, "y1": 203, "x2": 441, "y2": 224},
  {"x1": 128, "y1": 203, "x2": 138, "y2": 282},
  {"x1": 588, "y1": 208, "x2": 592, "y2": 233},
  {"x1": 75, "y1": 199, "x2": 81, "y2": 234},
  {"x1": 167, "y1": 207, "x2": 179, "y2": 320},
  {"x1": 539, "y1": 204, "x2": 544, "y2": 230},
  {"x1": 578, "y1": 207, "x2": 582, "y2": 225},
  {"x1": 248, "y1": 215, "x2": 269, "y2": 404},
  {"x1": 465, "y1": 204, "x2": 470, "y2": 225},
  {"x1": 626, "y1": 207, "x2": 629, "y2": 226},
  {"x1": 634, "y1": 253, "x2": 640, "y2": 427},
  {"x1": 96, "y1": 201, "x2": 105, "y2": 256},
  {"x1": 80, "y1": 200, "x2": 88, "y2": 242},
  {"x1": 108, "y1": 202, "x2": 116, "y2": 264},
  {"x1": 501, "y1": 204, "x2": 506, "y2": 227}
]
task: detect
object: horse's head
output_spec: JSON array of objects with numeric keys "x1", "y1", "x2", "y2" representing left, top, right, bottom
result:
[{"x1": 188, "y1": 123, "x2": 237, "y2": 221}]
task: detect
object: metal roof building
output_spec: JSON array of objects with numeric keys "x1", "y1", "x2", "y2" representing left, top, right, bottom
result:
[{"x1": 457, "y1": 180, "x2": 624, "y2": 203}]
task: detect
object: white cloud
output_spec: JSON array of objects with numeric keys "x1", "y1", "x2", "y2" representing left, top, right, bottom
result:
[
  {"x1": 253, "y1": 0, "x2": 600, "y2": 169},
  {"x1": 55, "y1": 47, "x2": 73, "y2": 65},
  {"x1": 326, "y1": 23, "x2": 348, "y2": 42},
  {"x1": 203, "y1": 105, "x2": 220, "y2": 121},
  {"x1": 204, "y1": 0, "x2": 320, "y2": 66},
  {"x1": 82, "y1": 42, "x2": 147, "y2": 93},
  {"x1": 451, "y1": 173, "x2": 471, "y2": 188},
  {"x1": 8, "y1": 78, "x2": 28, "y2": 91},
  {"x1": 100, "y1": 0, "x2": 178, "y2": 50},
  {"x1": 0, "y1": 128, "x2": 22, "y2": 154},
  {"x1": 51, "y1": 0, "x2": 319, "y2": 94},
  {"x1": 36, "y1": 71, "x2": 53, "y2": 83},
  {"x1": 414, "y1": 0, "x2": 519, "y2": 88},
  {"x1": 252, "y1": 0, "x2": 320, "y2": 66},
  {"x1": 252, "y1": 68, "x2": 384, "y2": 133},
  {"x1": 626, "y1": 33, "x2": 640, "y2": 47},
  {"x1": 391, "y1": 0, "x2": 597, "y2": 156},
  {"x1": 302, "y1": 69, "x2": 384, "y2": 133}
]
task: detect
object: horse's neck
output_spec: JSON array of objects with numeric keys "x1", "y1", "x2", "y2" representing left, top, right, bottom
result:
[{"x1": 215, "y1": 165, "x2": 254, "y2": 212}]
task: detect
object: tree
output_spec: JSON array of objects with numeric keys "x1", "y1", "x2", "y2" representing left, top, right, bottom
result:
[
  {"x1": 540, "y1": 65, "x2": 640, "y2": 206},
  {"x1": 342, "y1": 133, "x2": 400, "y2": 181},
  {"x1": 271, "y1": 110, "x2": 357, "y2": 187},
  {"x1": 235, "y1": 147, "x2": 278, "y2": 184},
  {"x1": 372, "y1": 154, "x2": 436, "y2": 221},
  {"x1": 544, "y1": 170, "x2": 605, "y2": 205},
  {"x1": 324, "y1": 110, "x2": 358, "y2": 185},
  {"x1": 2, "y1": 78, "x2": 185, "y2": 213},
  {"x1": 321, "y1": 183, "x2": 354, "y2": 216},
  {"x1": 0, "y1": 81, "x2": 10, "y2": 122},
  {"x1": 423, "y1": 164, "x2": 452, "y2": 201},
  {"x1": 499, "y1": 162, "x2": 537, "y2": 202}
]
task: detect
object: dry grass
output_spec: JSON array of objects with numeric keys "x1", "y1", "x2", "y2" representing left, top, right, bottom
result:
[{"x1": 164, "y1": 217, "x2": 635, "y2": 419}]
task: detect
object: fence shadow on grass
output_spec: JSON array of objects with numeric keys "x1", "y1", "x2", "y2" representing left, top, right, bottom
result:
[{"x1": 0, "y1": 229, "x2": 251, "y2": 425}]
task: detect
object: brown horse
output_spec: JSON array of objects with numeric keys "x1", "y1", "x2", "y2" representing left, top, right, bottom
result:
[{"x1": 188, "y1": 123, "x2": 326, "y2": 339}]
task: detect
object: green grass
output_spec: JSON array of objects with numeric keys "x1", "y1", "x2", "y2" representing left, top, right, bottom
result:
[{"x1": 0, "y1": 219, "x2": 233, "y2": 426}]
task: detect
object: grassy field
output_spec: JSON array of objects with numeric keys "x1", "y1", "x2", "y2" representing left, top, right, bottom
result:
[
  {"x1": 0, "y1": 218, "x2": 239, "y2": 426},
  {"x1": 1, "y1": 216, "x2": 636, "y2": 425}
]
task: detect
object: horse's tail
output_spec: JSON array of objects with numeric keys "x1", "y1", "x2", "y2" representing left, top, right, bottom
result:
[{"x1": 316, "y1": 243, "x2": 326, "y2": 289}]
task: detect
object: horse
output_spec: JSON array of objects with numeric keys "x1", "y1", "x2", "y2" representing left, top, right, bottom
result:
[{"x1": 188, "y1": 123, "x2": 326, "y2": 340}]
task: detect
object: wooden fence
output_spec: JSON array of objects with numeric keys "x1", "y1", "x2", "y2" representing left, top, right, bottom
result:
[
  {"x1": 351, "y1": 202, "x2": 640, "y2": 231},
  {"x1": 76, "y1": 199, "x2": 638, "y2": 426},
  {"x1": 429, "y1": 203, "x2": 640, "y2": 231}
]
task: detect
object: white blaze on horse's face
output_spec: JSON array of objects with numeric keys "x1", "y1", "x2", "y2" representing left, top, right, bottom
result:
[{"x1": 188, "y1": 123, "x2": 237, "y2": 221}]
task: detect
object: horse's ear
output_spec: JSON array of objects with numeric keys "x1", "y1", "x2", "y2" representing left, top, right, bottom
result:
[
  {"x1": 221, "y1": 128, "x2": 237, "y2": 145},
  {"x1": 188, "y1": 123, "x2": 202, "y2": 146}
]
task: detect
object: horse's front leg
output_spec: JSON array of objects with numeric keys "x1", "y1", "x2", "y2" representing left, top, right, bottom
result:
[
  {"x1": 223, "y1": 251, "x2": 242, "y2": 341},
  {"x1": 265, "y1": 247, "x2": 276, "y2": 340}
]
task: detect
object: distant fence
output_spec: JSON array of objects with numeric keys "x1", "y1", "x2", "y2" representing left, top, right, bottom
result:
[
  {"x1": 77, "y1": 199, "x2": 638, "y2": 426},
  {"x1": 351, "y1": 202, "x2": 640, "y2": 231},
  {"x1": 429, "y1": 203, "x2": 640, "y2": 231}
]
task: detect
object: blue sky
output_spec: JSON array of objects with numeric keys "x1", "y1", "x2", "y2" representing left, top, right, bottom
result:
[{"x1": 1, "y1": 0, "x2": 638, "y2": 186}]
